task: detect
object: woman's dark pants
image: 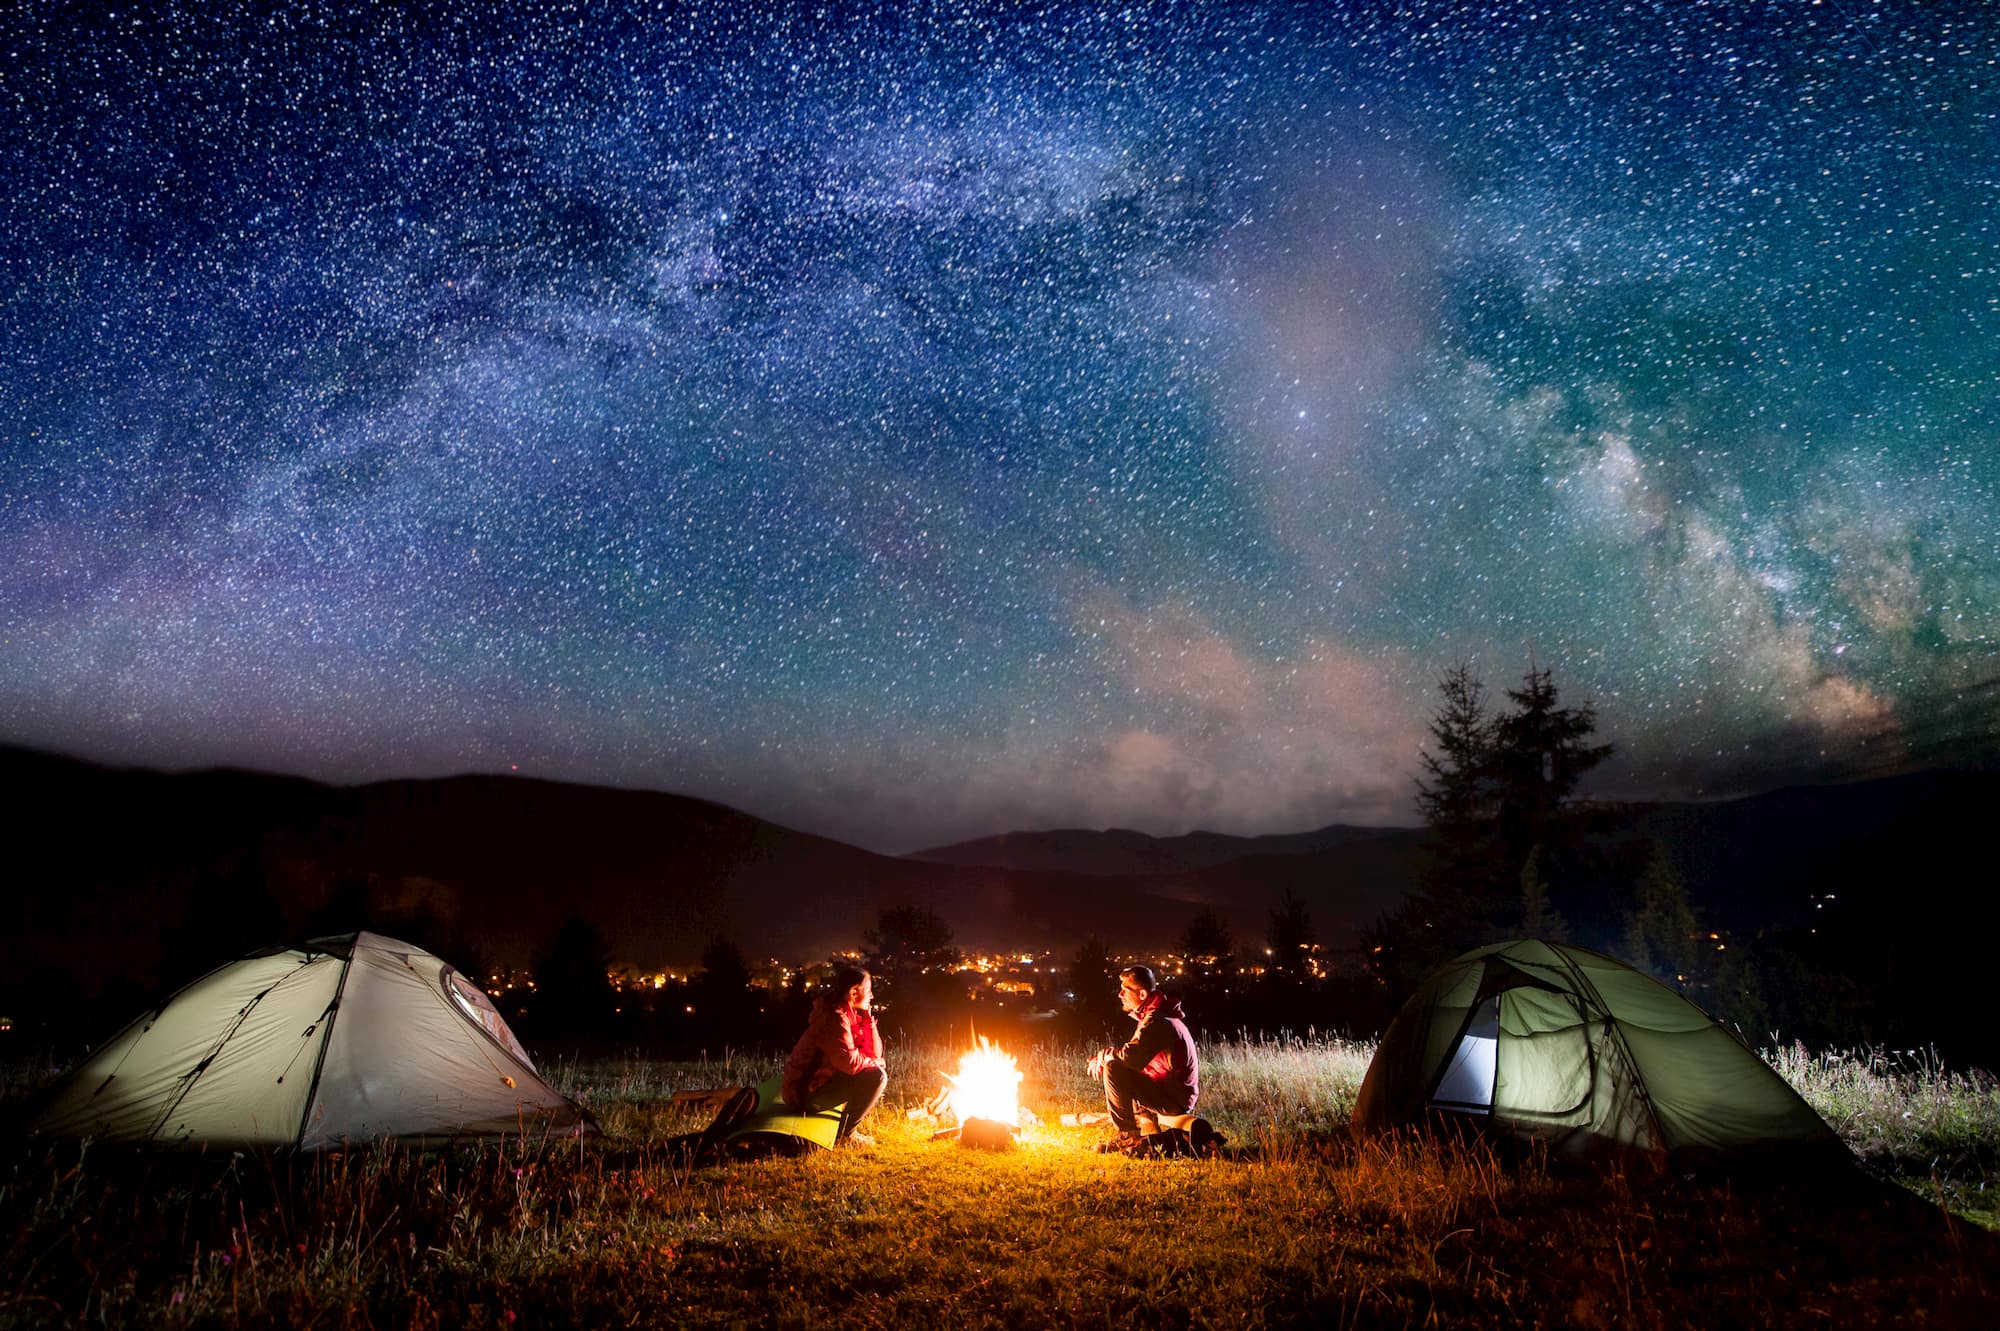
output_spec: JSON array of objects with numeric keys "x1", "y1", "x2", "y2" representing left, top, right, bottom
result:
[{"x1": 812, "y1": 1066, "x2": 888, "y2": 1140}]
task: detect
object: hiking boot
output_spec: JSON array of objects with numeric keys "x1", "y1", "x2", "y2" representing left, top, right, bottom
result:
[
  {"x1": 1190, "y1": 1117, "x2": 1224, "y2": 1157},
  {"x1": 1095, "y1": 1131, "x2": 1145, "y2": 1155}
]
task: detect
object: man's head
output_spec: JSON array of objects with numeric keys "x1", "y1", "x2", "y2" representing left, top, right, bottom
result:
[{"x1": 1117, "y1": 965, "x2": 1155, "y2": 1015}]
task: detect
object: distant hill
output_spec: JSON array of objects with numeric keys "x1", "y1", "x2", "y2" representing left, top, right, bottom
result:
[
  {"x1": 8, "y1": 743, "x2": 1996, "y2": 1060},
  {"x1": 0, "y1": 747, "x2": 1409, "y2": 995},
  {"x1": 1627, "y1": 767, "x2": 2000, "y2": 933},
  {"x1": 907, "y1": 823, "x2": 1419, "y2": 876}
]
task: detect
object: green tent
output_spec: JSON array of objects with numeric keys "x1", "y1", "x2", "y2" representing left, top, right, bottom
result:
[{"x1": 1353, "y1": 940, "x2": 1843, "y2": 1159}]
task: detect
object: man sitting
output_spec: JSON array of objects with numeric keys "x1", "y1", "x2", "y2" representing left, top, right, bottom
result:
[{"x1": 1087, "y1": 964, "x2": 1199, "y2": 1154}]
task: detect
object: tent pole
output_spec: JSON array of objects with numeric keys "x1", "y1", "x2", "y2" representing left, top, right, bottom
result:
[
  {"x1": 294, "y1": 938, "x2": 363, "y2": 1150},
  {"x1": 140, "y1": 954, "x2": 320, "y2": 1144}
]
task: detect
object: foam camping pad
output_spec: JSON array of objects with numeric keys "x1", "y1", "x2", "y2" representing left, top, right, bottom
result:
[{"x1": 723, "y1": 1075, "x2": 844, "y2": 1150}]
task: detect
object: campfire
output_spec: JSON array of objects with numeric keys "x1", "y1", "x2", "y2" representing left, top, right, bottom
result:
[{"x1": 913, "y1": 1034, "x2": 1035, "y2": 1149}]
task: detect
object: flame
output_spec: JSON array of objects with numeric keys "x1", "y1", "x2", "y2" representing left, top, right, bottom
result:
[{"x1": 941, "y1": 1035, "x2": 1023, "y2": 1126}]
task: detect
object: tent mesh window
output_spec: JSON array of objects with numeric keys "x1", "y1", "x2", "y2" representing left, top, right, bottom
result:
[
  {"x1": 1430, "y1": 996, "x2": 1498, "y2": 1115},
  {"x1": 444, "y1": 968, "x2": 534, "y2": 1067}
]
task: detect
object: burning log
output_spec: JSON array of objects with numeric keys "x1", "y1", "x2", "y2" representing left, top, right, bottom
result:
[
  {"x1": 959, "y1": 1117, "x2": 1016, "y2": 1152},
  {"x1": 924, "y1": 1035, "x2": 1030, "y2": 1148}
]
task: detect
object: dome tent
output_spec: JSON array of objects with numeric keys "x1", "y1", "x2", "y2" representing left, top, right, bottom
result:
[
  {"x1": 1353, "y1": 939, "x2": 1841, "y2": 1159},
  {"x1": 31, "y1": 932, "x2": 590, "y2": 1149}
]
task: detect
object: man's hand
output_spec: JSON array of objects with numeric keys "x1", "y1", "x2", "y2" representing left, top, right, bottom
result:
[{"x1": 1086, "y1": 1048, "x2": 1112, "y2": 1079}]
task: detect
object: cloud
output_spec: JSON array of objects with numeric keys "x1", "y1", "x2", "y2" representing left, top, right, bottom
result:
[
  {"x1": 735, "y1": 592, "x2": 1430, "y2": 852},
  {"x1": 1031, "y1": 593, "x2": 1424, "y2": 834}
]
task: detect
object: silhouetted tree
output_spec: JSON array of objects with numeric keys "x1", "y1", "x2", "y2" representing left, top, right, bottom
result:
[
  {"x1": 529, "y1": 914, "x2": 616, "y2": 1040},
  {"x1": 1622, "y1": 847, "x2": 1702, "y2": 983},
  {"x1": 1062, "y1": 935, "x2": 1119, "y2": 1039},
  {"x1": 1068, "y1": 936, "x2": 1116, "y2": 1002},
  {"x1": 1376, "y1": 665, "x2": 1505, "y2": 993},
  {"x1": 1414, "y1": 661, "x2": 1495, "y2": 833},
  {"x1": 1264, "y1": 890, "x2": 1316, "y2": 983},
  {"x1": 689, "y1": 935, "x2": 759, "y2": 1049},
  {"x1": 302, "y1": 877, "x2": 372, "y2": 940},
  {"x1": 1178, "y1": 908, "x2": 1235, "y2": 982},
  {"x1": 1376, "y1": 659, "x2": 1611, "y2": 1002},
  {"x1": 161, "y1": 854, "x2": 288, "y2": 987},
  {"x1": 864, "y1": 905, "x2": 959, "y2": 975},
  {"x1": 1490, "y1": 663, "x2": 1614, "y2": 872},
  {"x1": 864, "y1": 905, "x2": 963, "y2": 1033}
]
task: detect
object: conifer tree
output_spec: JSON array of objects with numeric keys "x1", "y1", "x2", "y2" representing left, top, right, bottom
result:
[
  {"x1": 1380, "y1": 658, "x2": 1612, "y2": 1000},
  {"x1": 1623, "y1": 847, "x2": 1701, "y2": 983},
  {"x1": 1264, "y1": 889, "x2": 1317, "y2": 983},
  {"x1": 1490, "y1": 663, "x2": 1615, "y2": 871},
  {"x1": 1519, "y1": 848, "x2": 1568, "y2": 941},
  {"x1": 1178, "y1": 908, "x2": 1235, "y2": 982}
]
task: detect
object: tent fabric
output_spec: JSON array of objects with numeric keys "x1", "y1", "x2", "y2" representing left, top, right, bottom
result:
[
  {"x1": 31, "y1": 932, "x2": 589, "y2": 1149},
  {"x1": 1354, "y1": 940, "x2": 1842, "y2": 1159},
  {"x1": 723, "y1": 1075, "x2": 845, "y2": 1150}
]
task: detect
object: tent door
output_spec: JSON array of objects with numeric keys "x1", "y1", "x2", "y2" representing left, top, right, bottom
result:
[{"x1": 1430, "y1": 997, "x2": 1500, "y2": 1115}]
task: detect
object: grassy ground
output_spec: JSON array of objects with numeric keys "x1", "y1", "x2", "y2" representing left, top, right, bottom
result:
[{"x1": 2, "y1": 1035, "x2": 1994, "y2": 1328}]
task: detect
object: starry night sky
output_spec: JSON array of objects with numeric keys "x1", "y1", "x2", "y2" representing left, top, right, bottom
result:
[{"x1": 2, "y1": 1, "x2": 1994, "y2": 851}]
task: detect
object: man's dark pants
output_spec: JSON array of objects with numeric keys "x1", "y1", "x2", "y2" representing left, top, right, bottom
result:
[{"x1": 1101, "y1": 1060, "x2": 1194, "y2": 1133}]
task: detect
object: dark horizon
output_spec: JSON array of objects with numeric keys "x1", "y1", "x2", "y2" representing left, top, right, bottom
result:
[{"x1": 14, "y1": 727, "x2": 1995, "y2": 859}]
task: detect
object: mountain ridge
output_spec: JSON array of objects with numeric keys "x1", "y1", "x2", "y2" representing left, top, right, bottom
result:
[{"x1": 7, "y1": 744, "x2": 1995, "y2": 1025}]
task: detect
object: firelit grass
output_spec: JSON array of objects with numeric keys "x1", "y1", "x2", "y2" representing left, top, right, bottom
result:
[{"x1": 0, "y1": 1037, "x2": 1993, "y2": 1328}]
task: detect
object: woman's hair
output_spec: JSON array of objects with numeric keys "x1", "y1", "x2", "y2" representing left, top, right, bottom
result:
[{"x1": 828, "y1": 963, "x2": 870, "y2": 1002}]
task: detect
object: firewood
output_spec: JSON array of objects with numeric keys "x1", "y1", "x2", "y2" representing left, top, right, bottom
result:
[{"x1": 959, "y1": 1117, "x2": 1016, "y2": 1151}]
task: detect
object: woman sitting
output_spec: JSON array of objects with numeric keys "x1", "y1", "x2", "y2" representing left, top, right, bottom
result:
[{"x1": 781, "y1": 964, "x2": 888, "y2": 1145}]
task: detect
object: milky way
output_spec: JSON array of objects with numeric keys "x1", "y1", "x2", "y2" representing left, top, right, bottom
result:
[{"x1": 2, "y1": 1, "x2": 1994, "y2": 850}]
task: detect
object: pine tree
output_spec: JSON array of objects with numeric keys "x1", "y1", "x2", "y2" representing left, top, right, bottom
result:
[
  {"x1": 1264, "y1": 890, "x2": 1317, "y2": 983},
  {"x1": 864, "y1": 905, "x2": 963, "y2": 1030},
  {"x1": 1178, "y1": 908, "x2": 1235, "y2": 982},
  {"x1": 1065, "y1": 936, "x2": 1120, "y2": 1038},
  {"x1": 1519, "y1": 847, "x2": 1568, "y2": 941},
  {"x1": 864, "y1": 905, "x2": 959, "y2": 975},
  {"x1": 530, "y1": 914, "x2": 616, "y2": 1038},
  {"x1": 1490, "y1": 663, "x2": 1615, "y2": 870},
  {"x1": 1414, "y1": 662, "x2": 1494, "y2": 832},
  {"x1": 1623, "y1": 847, "x2": 1701, "y2": 983},
  {"x1": 1384, "y1": 659, "x2": 1612, "y2": 1000},
  {"x1": 1399, "y1": 663, "x2": 1508, "y2": 970},
  {"x1": 690, "y1": 936, "x2": 759, "y2": 1046}
]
